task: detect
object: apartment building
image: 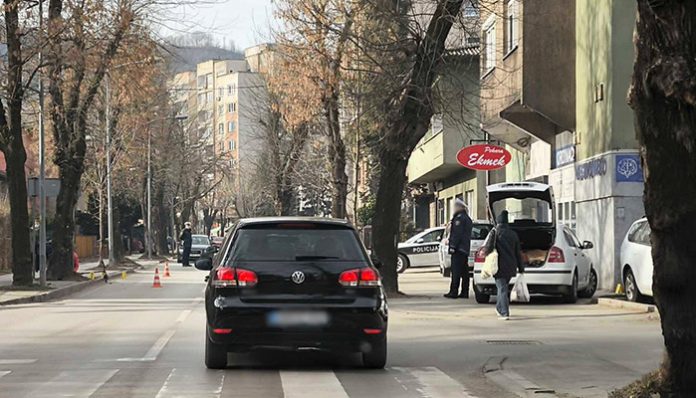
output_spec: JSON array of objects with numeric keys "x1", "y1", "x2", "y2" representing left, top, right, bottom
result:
[{"x1": 479, "y1": 0, "x2": 642, "y2": 289}]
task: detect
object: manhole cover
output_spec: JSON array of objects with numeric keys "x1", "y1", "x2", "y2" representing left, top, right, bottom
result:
[{"x1": 486, "y1": 340, "x2": 542, "y2": 345}]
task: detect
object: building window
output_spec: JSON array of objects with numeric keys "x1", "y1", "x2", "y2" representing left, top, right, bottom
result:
[
  {"x1": 504, "y1": 0, "x2": 518, "y2": 54},
  {"x1": 465, "y1": 190, "x2": 475, "y2": 215},
  {"x1": 438, "y1": 199, "x2": 445, "y2": 225},
  {"x1": 218, "y1": 123, "x2": 224, "y2": 135},
  {"x1": 227, "y1": 102, "x2": 236, "y2": 112},
  {"x1": 228, "y1": 121, "x2": 236, "y2": 132},
  {"x1": 218, "y1": 87, "x2": 225, "y2": 97},
  {"x1": 218, "y1": 105, "x2": 224, "y2": 116},
  {"x1": 229, "y1": 140, "x2": 235, "y2": 151},
  {"x1": 464, "y1": 1, "x2": 478, "y2": 17},
  {"x1": 483, "y1": 17, "x2": 496, "y2": 73}
]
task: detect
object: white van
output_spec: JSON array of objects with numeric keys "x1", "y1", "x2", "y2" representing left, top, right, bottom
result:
[{"x1": 473, "y1": 182, "x2": 598, "y2": 303}]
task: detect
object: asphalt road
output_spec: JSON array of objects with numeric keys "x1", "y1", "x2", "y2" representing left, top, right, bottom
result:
[{"x1": 0, "y1": 261, "x2": 663, "y2": 398}]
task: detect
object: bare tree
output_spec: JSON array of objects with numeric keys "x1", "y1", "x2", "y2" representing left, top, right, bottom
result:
[
  {"x1": 628, "y1": 0, "x2": 696, "y2": 394},
  {"x1": 0, "y1": 0, "x2": 33, "y2": 285}
]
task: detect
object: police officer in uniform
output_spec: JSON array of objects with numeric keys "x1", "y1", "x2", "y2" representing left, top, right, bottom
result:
[{"x1": 444, "y1": 199, "x2": 473, "y2": 299}]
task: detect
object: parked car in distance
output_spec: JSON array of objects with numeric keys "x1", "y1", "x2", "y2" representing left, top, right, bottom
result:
[
  {"x1": 473, "y1": 182, "x2": 598, "y2": 304},
  {"x1": 211, "y1": 236, "x2": 225, "y2": 250},
  {"x1": 396, "y1": 227, "x2": 445, "y2": 273},
  {"x1": 178, "y1": 234, "x2": 212, "y2": 263},
  {"x1": 438, "y1": 220, "x2": 493, "y2": 277},
  {"x1": 195, "y1": 217, "x2": 387, "y2": 369},
  {"x1": 620, "y1": 217, "x2": 653, "y2": 302}
]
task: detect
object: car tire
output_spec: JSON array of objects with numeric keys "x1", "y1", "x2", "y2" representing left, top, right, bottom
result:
[
  {"x1": 474, "y1": 284, "x2": 490, "y2": 304},
  {"x1": 396, "y1": 254, "x2": 409, "y2": 274},
  {"x1": 578, "y1": 268, "x2": 598, "y2": 299},
  {"x1": 563, "y1": 272, "x2": 579, "y2": 304},
  {"x1": 205, "y1": 328, "x2": 228, "y2": 369},
  {"x1": 624, "y1": 268, "x2": 643, "y2": 303},
  {"x1": 362, "y1": 336, "x2": 387, "y2": 369}
]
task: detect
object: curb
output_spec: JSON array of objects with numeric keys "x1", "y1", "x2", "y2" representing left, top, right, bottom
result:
[
  {"x1": 597, "y1": 297, "x2": 656, "y2": 313},
  {"x1": 0, "y1": 267, "x2": 138, "y2": 306}
]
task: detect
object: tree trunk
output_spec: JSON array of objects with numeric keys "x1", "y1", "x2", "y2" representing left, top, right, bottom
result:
[
  {"x1": 48, "y1": 156, "x2": 84, "y2": 280},
  {"x1": 326, "y1": 91, "x2": 348, "y2": 219},
  {"x1": 372, "y1": 154, "x2": 408, "y2": 294},
  {"x1": 5, "y1": 147, "x2": 32, "y2": 286},
  {"x1": 630, "y1": 1, "x2": 696, "y2": 394}
]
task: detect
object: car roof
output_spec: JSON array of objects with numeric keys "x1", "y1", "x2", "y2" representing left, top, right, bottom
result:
[
  {"x1": 236, "y1": 216, "x2": 354, "y2": 229},
  {"x1": 192, "y1": 234, "x2": 208, "y2": 238}
]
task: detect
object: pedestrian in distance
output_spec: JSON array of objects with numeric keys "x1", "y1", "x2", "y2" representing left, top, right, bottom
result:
[
  {"x1": 444, "y1": 199, "x2": 473, "y2": 299},
  {"x1": 482, "y1": 210, "x2": 525, "y2": 320},
  {"x1": 180, "y1": 222, "x2": 193, "y2": 267}
]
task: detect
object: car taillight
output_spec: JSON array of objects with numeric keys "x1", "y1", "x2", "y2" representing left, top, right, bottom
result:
[
  {"x1": 339, "y1": 268, "x2": 381, "y2": 287},
  {"x1": 213, "y1": 267, "x2": 258, "y2": 287},
  {"x1": 474, "y1": 248, "x2": 486, "y2": 263},
  {"x1": 236, "y1": 269, "x2": 258, "y2": 287},
  {"x1": 548, "y1": 246, "x2": 565, "y2": 263}
]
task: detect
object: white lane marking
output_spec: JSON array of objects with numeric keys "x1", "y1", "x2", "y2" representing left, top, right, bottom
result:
[
  {"x1": 143, "y1": 329, "x2": 177, "y2": 361},
  {"x1": 280, "y1": 371, "x2": 350, "y2": 398},
  {"x1": 155, "y1": 368, "x2": 224, "y2": 398},
  {"x1": 0, "y1": 370, "x2": 10, "y2": 378},
  {"x1": 175, "y1": 309, "x2": 193, "y2": 323},
  {"x1": 28, "y1": 369, "x2": 118, "y2": 398},
  {"x1": 393, "y1": 367, "x2": 479, "y2": 398},
  {"x1": 0, "y1": 359, "x2": 36, "y2": 365}
]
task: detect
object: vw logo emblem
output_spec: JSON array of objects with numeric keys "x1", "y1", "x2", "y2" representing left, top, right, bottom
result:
[{"x1": 291, "y1": 271, "x2": 306, "y2": 285}]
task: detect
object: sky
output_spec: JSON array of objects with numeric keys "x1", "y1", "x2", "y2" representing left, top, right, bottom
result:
[{"x1": 165, "y1": 0, "x2": 276, "y2": 50}]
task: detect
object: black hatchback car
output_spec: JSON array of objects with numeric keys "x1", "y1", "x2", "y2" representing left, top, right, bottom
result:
[{"x1": 195, "y1": 217, "x2": 388, "y2": 369}]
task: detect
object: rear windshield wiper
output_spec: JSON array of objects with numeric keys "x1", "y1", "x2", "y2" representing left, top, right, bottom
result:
[{"x1": 295, "y1": 255, "x2": 340, "y2": 261}]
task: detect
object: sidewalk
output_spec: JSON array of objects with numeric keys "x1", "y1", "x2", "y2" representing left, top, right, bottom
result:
[{"x1": 0, "y1": 255, "x2": 150, "y2": 306}]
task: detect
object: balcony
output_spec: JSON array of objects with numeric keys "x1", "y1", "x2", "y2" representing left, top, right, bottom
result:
[{"x1": 407, "y1": 128, "x2": 464, "y2": 185}]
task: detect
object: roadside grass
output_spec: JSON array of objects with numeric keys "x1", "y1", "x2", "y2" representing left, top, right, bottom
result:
[{"x1": 609, "y1": 370, "x2": 666, "y2": 398}]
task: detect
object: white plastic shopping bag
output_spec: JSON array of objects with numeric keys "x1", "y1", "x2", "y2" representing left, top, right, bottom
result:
[
  {"x1": 510, "y1": 274, "x2": 530, "y2": 303},
  {"x1": 481, "y1": 250, "x2": 498, "y2": 279}
]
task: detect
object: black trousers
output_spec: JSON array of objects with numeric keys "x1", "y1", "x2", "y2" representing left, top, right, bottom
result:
[
  {"x1": 182, "y1": 246, "x2": 191, "y2": 266},
  {"x1": 448, "y1": 251, "x2": 470, "y2": 296}
]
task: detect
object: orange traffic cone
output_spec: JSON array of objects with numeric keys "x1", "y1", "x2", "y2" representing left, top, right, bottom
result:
[
  {"x1": 164, "y1": 261, "x2": 171, "y2": 277},
  {"x1": 152, "y1": 267, "x2": 162, "y2": 288}
]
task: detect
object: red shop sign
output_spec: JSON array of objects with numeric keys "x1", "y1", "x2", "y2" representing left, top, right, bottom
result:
[{"x1": 456, "y1": 144, "x2": 512, "y2": 171}]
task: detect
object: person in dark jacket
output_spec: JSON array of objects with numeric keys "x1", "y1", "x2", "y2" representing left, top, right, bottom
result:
[
  {"x1": 482, "y1": 210, "x2": 525, "y2": 319},
  {"x1": 180, "y1": 222, "x2": 193, "y2": 267},
  {"x1": 444, "y1": 199, "x2": 473, "y2": 299}
]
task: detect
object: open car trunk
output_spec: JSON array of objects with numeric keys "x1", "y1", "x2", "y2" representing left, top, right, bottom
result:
[{"x1": 487, "y1": 182, "x2": 556, "y2": 267}]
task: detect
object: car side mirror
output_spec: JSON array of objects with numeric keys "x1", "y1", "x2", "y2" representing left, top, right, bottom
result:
[
  {"x1": 370, "y1": 254, "x2": 382, "y2": 269},
  {"x1": 416, "y1": 238, "x2": 425, "y2": 244},
  {"x1": 195, "y1": 258, "x2": 213, "y2": 271},
  {"x1": 582, "y1": 241, "x2": 594, "y2": 250}
]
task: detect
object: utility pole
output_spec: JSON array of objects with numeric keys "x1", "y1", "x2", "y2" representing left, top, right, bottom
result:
[
  {"x1": 38, "y1": 0, "x2": 47, "y2": 287},
  {"x1": 146, "y1": 131, "x2": 152, "y2": 259},
  {"x1": 106, "y1": 75, "x2": 115, "y2": 267}
]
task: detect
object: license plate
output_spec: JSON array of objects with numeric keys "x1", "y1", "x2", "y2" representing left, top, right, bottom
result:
[{"x1": 267, "y1": 310, "x2": 329, "y2": 328}]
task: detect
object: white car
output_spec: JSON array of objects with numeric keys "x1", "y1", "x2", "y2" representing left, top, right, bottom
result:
[
  {"x1": 396, "y1": 227, "x2": 445, "y2": 273},
  {"x1": 473, "y1": 182, "x2": 598, "y2": 304},
  {"x1": 438, "y1": 221, "x2": 494, "y2": 277},
  {"x1": 620, "y1": 217, "x2": 653, "y2": 302}
]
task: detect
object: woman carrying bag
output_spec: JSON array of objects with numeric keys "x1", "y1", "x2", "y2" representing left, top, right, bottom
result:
[{"x1": 481, "y1": 210, "x2": 525, "y2": 320}]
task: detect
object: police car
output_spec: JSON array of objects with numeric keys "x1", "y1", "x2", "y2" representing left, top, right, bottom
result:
[
  {"x1": 438, "y1": 221, "x2": 493, "y2": 277},
  {"x1": 396, "y1": 227, "x2": 445, "y2": 273}
]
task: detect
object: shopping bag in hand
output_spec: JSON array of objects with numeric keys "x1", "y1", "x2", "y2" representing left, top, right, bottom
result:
[
  {"x1": 510, "y1": 274, "x2": 530, "y2": 303},
  {"x1": 481, "y1": 250, "x2": 498, "y2": 279}
]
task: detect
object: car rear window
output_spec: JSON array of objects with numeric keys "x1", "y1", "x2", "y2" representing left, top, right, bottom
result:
[
  {"x1": 472, "y1": 224, "x2": 493, "y2": 240},
  {"x1": 192, "y1": 236, "x2": 209, "y2": 245},
  {"x1": 229, "y1": 228, "x2": 366, "y2": 262}
]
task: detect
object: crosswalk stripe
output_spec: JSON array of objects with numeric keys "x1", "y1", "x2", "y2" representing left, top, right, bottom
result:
[
  {"x1": 27, "y1": 369, "x2": 118, "y2": 398},
  {"x1": 0, "y1": 371, "x2": 10, "y2": 378},
  {"x1": 0, "y1": 359, "x2": 36, "y2": 365},
  {"x1": 155, "y1": 368, "x2": 224, "y2": 398},
  {"x1": 281, "y1": 371, "x2": 350, "y2": 398},
  {"x1": 392, "y1": 367, "x2": 479, "y2": 398}
]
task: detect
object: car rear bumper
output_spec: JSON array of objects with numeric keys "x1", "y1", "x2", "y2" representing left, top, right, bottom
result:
[
  {"x1": 474, "y1": 268, "x2": 574, "y2": 294},
  {"x1": 208, "y1": 307, "x2": 387, "y2": 352}
]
